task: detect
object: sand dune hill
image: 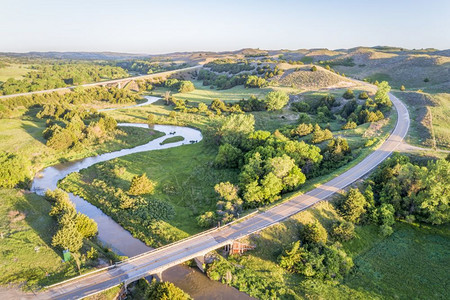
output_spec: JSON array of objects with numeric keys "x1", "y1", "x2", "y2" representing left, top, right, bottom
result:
[{"x1": 277, "y1": 66, "x2": 354, "y2": 90}]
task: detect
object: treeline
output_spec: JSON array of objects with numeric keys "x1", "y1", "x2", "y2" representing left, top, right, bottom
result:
[
  {"x1": 0, "y1": 86, "x2": 140, "y2": 118},
  {"x1": 204, "y1": 59, "x2": 255, "y2": 74},
  {"x1": 0, "y1": 63, "x2": 128, "y2": 95},
  {"x1": 116, "y1": 60, "x2": 188, "y2": 75},
  {"x1": 198, "y1": 112, "x2": 355, "y2": 227},
  {"x1": 198, "y1": 69, "x2": 248, "y2": 90}
]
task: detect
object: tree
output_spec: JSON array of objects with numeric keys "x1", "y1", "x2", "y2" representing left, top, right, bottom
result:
[
  {"x1": 51, "y1": 221, "x2": 83, "y2": 252},
  {"x1": 300, "y1": 221, "x2": 328, "y2": 244},
  {"x1": 332, "y1": 221, "x2": 355, "y2": 241},
  {"x1": 342, "y1": 121, "x2": 357, "y2": 130},
  {"x1": 264, "y1": 91, "x2": 289, "y2": 111},
  {"x1": 291, "y1": 123, "x2": 313, "y2": 137},
  {"x1": 148, "y1": 113, "x2": 156, "y2": 124},
  {"x1": 214, "y1": 143, "x2": 242, "y2": 168},
  {"x1": 340, "y1": 188, "x2": 367, "y2": 223},
  {"x1": 418, "y1": 159, "x2": 450, "y2": 224},
  {"x1": 216, "y1": 113, "x2": 255, "y2": 146},
  {"x1": 178, "y1": 80, "x2": 195, "y2": 93},
  {"x1": 146, "y1": 279, "x2": 192, "y2": 300},
  {"x1": 343, "y1": 89, "x2": 355, "y2": 99},
  {"x1": 76, "y1": 213, "x2": 98, "y2": 238},
  {"x1": 245, "y1": 75, "x2": 267, "y2": 88},
  {"x1": 0, "y1": 152, "x2": 30, "y2": 188},
  {"x1": 400, "y1": 85, "x2": 406, "y2": 91},
  {"x1": 374, "y1": 81, "x2": 392, "y2": 108},
  {"x1": 358, "y1": 91, "x2": 369, "y2": 99},
  {"x1": 197, "y1": 211, "x2": 217, "y2": 228},
  {"x1": 128, "y1": 173, "x2": 155, "y2": 195},
  {"x1": 310, "y1": 124, "x2": 333, "y2": 144},
  {"x1": 311, "y1": 66, "x2": 317, "y2": 72}
]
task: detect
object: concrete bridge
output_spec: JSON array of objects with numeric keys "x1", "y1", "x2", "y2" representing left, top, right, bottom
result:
[{"x1": 0, "y1": 65, "x2": 201, "y2": 99}]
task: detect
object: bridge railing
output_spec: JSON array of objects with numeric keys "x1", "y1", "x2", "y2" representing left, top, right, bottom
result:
[{"x1": 115, "y1": 209, "x2": 259, "y2": 266}]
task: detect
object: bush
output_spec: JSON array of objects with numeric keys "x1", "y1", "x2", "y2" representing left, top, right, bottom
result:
[
  {"x1": 178, "y1": 80, "x2": 195, "y2": 93},
  {"x1": 245, "y1": 75, "x2": 267, "y2": 88},
  {"x1": 310, "y1": 124, "x2": 333, "y2": 144},
  {"x1": 76, "y1": 213, "x2": 98, "y2": 238},
  {"x1": 358, "y1": 91, "x2": 369, "y2": 99},
  {"x1": 341, "y1": 121, "x2": 357, "y2": 130},
  {"x1": 264, "y1": 91, "x2": 289, "y2": 111},
  {"x1": 311, "y1": 66, "x2": 318, "y2": 72},
  {"x1": 300, "y1": 221, "x2": 328, "y2": 244},
  {"x1": 332, "y1": 221, "x2": 355, "y2": 241},
  {"x1": 0, "y1": 152, "x2": 30, "y2": 188},
  {"x1": 197, "y1": 211, "x2": 217, "y2": 228},
  {"x1": 340, "y1": 188, "x2": 367, "y2": 223},
  {"x1": 128, "y1": 173, "x2": 155, "y2": 195},
  {"x1": 343, "y1": 89, "x2": 355, "y2": 99},
  {"x1": 215, "y1": 143, "x2": 243, "y2": 168},
  {"x1": 424, "y1": 78, "x2": 430, "y2": 82},
  {"x1": 291, "y1": 123, "x2": 313, "y2": 137},
  {"x1": 51, "y1": 221, "x2": 84, "y2": 252},
  {"x1": 400, "y1": 85, "x2": 406, "y2": 91}
]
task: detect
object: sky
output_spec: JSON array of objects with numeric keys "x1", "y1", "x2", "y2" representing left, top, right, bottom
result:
[{"x1": 1, "y1": 0, "x2": 449, "y2": 54}]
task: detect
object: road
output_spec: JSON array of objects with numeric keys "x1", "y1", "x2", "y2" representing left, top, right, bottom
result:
[
  {"x1": 0, "y1": 66, "x2": 201, "y2": 100},
  {"x1": 35, "y1": 92, "x2": 409, "y2": 300}
]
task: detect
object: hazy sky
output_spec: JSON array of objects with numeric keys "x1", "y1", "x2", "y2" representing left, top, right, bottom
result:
[{"x1": 1, "y1": 0, "x2": 449, "y2": 54}]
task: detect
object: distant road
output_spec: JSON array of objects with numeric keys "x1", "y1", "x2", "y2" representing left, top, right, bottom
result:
[
  {"x1": 0, "y1": 65, "x2": 201, "y2": 99},
  {"x1": 38, "y1": 92, "x2": 409, "y2": 300}
]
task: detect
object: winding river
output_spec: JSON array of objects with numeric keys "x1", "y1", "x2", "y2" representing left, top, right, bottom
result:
[{"x1": 31, "y1": 96, "x2": 252, "y2": 299}]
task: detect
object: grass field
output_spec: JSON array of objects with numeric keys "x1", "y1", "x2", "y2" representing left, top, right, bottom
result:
[
  {"x1": 429, "y1": 93, "x2": 450, "y2": 150},
  {"x1": 59, "y1": 142, "x2": 239, "y2": 246},
  {"x1": 152, "y1": 80, "x2": 300, "y2": 105},
  {"x1": 0, "y1": 64, "x2": 31, "y2": 81}
]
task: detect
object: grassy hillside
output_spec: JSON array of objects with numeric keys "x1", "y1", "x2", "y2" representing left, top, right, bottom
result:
[{"x1": 277, "y1": 66, "x2": 354, "y2": 90}]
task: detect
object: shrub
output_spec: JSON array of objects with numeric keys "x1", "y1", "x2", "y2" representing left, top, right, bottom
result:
[
  {"x1": 291, "y1": 123, "x2": 313, "y2": 137},
  {"x1": 358, "y1": 91, "x2": 369, "y2": 99},
  {"x1": 332, "y1": 221, "x2": 355, "y2": 241},
  {"x1": 197, "y1": 211, "x2": 217, "y2": 228},
  {"x1": 215, "y1": 143, "x2": 243, "y2": 168},
  {"x1": 76, "y1": 213, "x2": 98, "y2": 238},
  {"x1": 424, "y1": 78, "x2": 430, "y2": 82},
  {"x1": 300, "y1": 221, "x2": 328, "y2": 244},
  {"x1": 245, "y1": 75, "x2": 267, "y2": 88},
  {"x1": 310, "y1": 124, "x2": 333, "y2": 144},
  {"x1": 264, "y1": 91, "x2": 289, "y2": 111},
  {"x1": 178, "y1": 81, "x2": 195, "y2": 93},
  {"x1": 311, "y1": 66, "x2": 317, "y2": 72},
  {"x1": 0, "y1": 152, "x2": 30, "y2": 188},
  {"x1": 128, "y1": 173, "x2": 155, "y2": 195},
  {"x1": 343, "y1": 89, "x2": 355, "y2": 99},
  {"x1": 340, "y1": 188, "x2": 367, "y2": 223},
  {"x1": 400, "y1": 85, "x2": 406, "y2": 91},
  {"x1": 341, "y1": 121, "x2": 357, "y2": 130}
]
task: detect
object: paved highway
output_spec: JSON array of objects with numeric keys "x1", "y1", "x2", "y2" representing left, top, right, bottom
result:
[
  {"x1": 0, "y1": 66, "x2": 201, "y2": 100},
  {"x1": 37, "y1": 92, "x2": 409, "y2": 299}
]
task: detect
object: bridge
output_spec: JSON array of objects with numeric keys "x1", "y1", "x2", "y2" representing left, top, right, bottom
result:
[
  {"x1": 36, "y1": 91, "x2": 409, "y2": 299},
  {"x1": 0, "y1": 65, "x2": 201, "y2": 100}
]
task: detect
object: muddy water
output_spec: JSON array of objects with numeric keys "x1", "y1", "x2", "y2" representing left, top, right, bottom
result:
[{"x1": 31, "y1": 96, "x2": 252, "y2": 299}]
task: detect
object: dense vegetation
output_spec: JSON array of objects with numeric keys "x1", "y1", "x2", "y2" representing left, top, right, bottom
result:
[
  {"x1": 205, "y1": 154, "x2": 450, "y2": 299},
  {"x1": 0, "y1": 63, "x2": 128, "y2": 95},
  {"x1": 129, "y1": 279, "x2": 192, "y2": 300}
]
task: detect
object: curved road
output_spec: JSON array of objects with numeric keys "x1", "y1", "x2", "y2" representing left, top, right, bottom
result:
[{"x1": 36, "y1": 92, "x2": 410, "y2": 299}]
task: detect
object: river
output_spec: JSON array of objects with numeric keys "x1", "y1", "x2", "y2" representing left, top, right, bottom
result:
[{"x1": 31, "y1": 96, "x2": 252, "y2": 299}]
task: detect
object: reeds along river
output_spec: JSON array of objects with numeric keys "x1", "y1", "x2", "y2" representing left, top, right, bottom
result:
[{"x1": 31, "y1": 96, "x2": 252, "y2": 299}]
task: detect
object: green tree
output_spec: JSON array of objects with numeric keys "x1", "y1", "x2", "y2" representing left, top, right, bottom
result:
[
  {"x1": 214, "y1": 143, "x2": 242, "y2": 168},
  {"x1": 301, "y1": 221, "x2": 328, "y2": 244},
  {"x1": 178, "y1": 80, "x2": 195, "y2": 93},
  {"x1": 340, "y1": 188, "x2": 367, "y2": 223},
  {"x1": 332, "y1": 221, "x2": 355, "y2": 241},
  {"x1": 343, "y1": 89, "x2": 355, "y2": 99},
  {"x1": 374, "y1": 81, "x2": 392, "y2": 108},
  {"x1": 146, "y1": 279, "x2": 192, "y2": 300},
  {"x1": 197, "y1": 211, "x2": 217, "y2": 228},
  {"x1": 51, "y1": 221, "x2": 83, "y2": 252},
  {"x1": 264, "y1": 91, "x2": 289, "y2": 111},
  {"x1": 310, "y1": 124, "x2": 333, "y2": 144},
  {"x1": 128, "y1": 173, "x2": 155, "y2": 195},
  {"x1": 75, "y1": 213, "x2": 98, "y2": 238},
  {"x1": 358, "y1": 91, "x2": 369, "y2": 99},
  {"x1": 311, "y1": 66, "x2": 317, "y2": 72},
  {"x1": 0, "y1": 152, "x2": 30, "y2": 188}
]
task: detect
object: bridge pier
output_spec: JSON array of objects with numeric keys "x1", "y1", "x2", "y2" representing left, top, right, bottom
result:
[
  {"x1": 194, "y1": 255, "x2": 206, "y2": 272},
  {"x1": 152, "y1": 272, "x2": 163, "y2": 282}
]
